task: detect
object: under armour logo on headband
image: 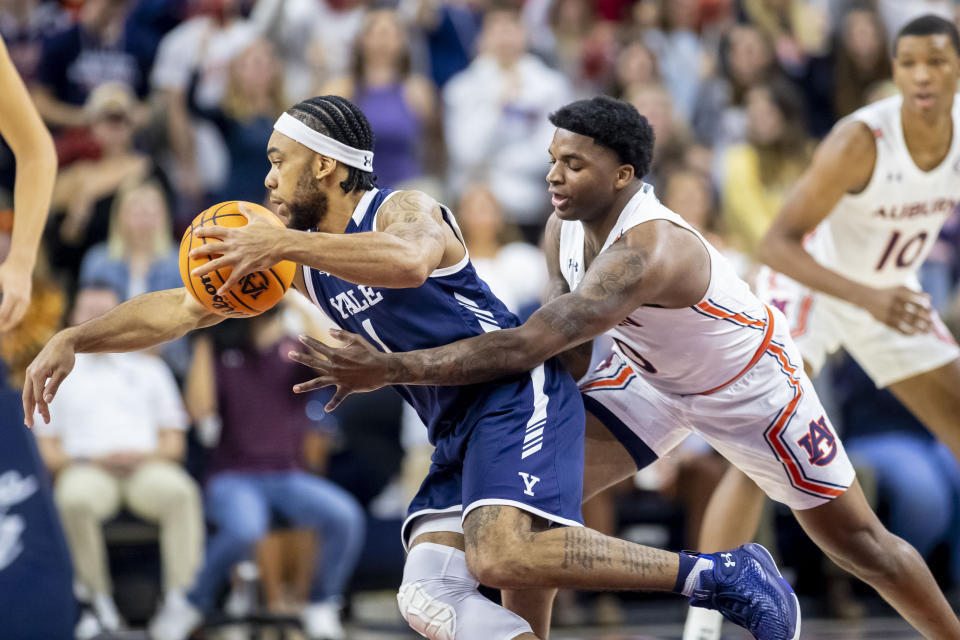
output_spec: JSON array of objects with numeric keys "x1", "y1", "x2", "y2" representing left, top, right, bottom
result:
[{"x1": 274, "y1": 113, "x2": 374, "y2": 172}]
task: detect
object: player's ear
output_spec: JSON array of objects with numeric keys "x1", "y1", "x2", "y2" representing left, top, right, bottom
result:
[
  {"x1": 314, "y1": 155, "x2": 337, "y2": 181},
  {"x1": 615, "y1": 164, "x2": 635, "y2": 189}
]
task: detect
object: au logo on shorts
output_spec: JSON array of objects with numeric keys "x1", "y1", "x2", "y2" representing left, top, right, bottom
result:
[{"x1": 797, "y1": 416, "x2": 837, "y2": 466}]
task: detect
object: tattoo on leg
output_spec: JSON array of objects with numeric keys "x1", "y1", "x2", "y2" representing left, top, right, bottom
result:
[
  {"x1": 464, "y1": 505, "x2": 504, "y2": 551},
  {"x1": 559, "y1": 528, "x2": 669, "y2": 578}
]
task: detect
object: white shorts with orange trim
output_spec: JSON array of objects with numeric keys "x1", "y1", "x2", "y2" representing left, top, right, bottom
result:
[
  {"x1": 755, "y1": 267, "x2": 960, "y2": 388},
  {"x1": 581, "y1": 308, "x2": 856, "y2": 511}
]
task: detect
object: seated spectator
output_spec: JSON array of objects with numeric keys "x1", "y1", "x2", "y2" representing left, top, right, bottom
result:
[
  {"x1": 0, "y1": 0, "x2": 69, "y2": 84},
  {"x1": 800, "y1": 5, "x2": 890, "y2": 136},
  {"x1": 32, "y1": 0, "x2": 151, "y2": 129},
  {"x1": 79, "y1": 180, "x2": 178, "y2": 300},
  {"x1": 741, "y1": 0, "x2": 831, "y2": 74},
  {"x1": 692, "y1": 23, "x2": 777, "y2": 152},
  {"x1": 444, "y1": 0, "x2": 571, "y2": 237},
  {"x1": 46, "y1": 83, "x2": 170, "y2": 286},
  {"x1": 78, "y1": 179, "x2": 189, "y2": 377},
  {"x1": 323, "y1": 9, "x2": 436, "y2": 190},
  {"x1": 32, "y1": 283, "x2": 203, "y2": 638},
  {"x1": 188, "y1": 38, "x2": 286, "y2": 205},
  {"x1": 611, "y1": 38, "x2": 660, "y2": 98},
  {"x1": 458, "y1": 182, "x2": 546, "y2": 315},
  {"x1": 831, "y1": 6, "x2": 891, "y2": 120},
  {"x1": 626, "y1": 82, "x2": 693, "y2": 187},
  {"x1": 150, "y1": 306, "x2": 365, "y2": 640},
  {"x1": 720, "y1": 78, "x2": 812, "y2": 256}
]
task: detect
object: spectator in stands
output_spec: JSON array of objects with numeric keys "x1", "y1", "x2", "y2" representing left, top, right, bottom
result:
[
  {"x1": 78, "y1": 180, "x2": 178, "y2": 301},
  {"x1": 741, "y1": 0, "x2": 831, "y2": 75},
  {"x1": 188, "y1": 38, "x2": 286, "y2": 205},
  {"x1": 413, "y1": 0, "x2": 486, "y2": 89},
  {"x1": 150, "y1": 0, "x2": 255, "y2": 206},
  {"x1": 532, "y1": 0, "x2": 597, "y2": 88},
  {"x1": 0, "y1": 0, "x2": 69, "y2": 84},
  {"x1": 33, "y1": 283, "x2": 202, "y2": 638},
  {"x1": 626, "y1": 82, "x2": 694, "y2": 187},
  {"x1": 458, "y1": 182, "x2": 546, "y2": 315},
  {"x1": 637, "y1": 0, "x2": 703, "y2": 122},
  {"x1": 46, "y1": 83, "x2": 170, "y2": 286},
  {"x1": 150, "y1": 307, "x2": 365, "y2": 640},
  {"x1": 323, "y1": 9, "x2": 436, "y2": 190},
  {"x1": 444, "y1": 0, "x2": 571, "y2": 238},
  {"x1": 32, "y1": 0, "x2": 150, "y2": 129},
  {"x1": 78, "y1": 179, "x2": 189, "y2": 378},
  {"x1": 611, "y1": 39, "x2": 660, "y2": 97},
  {"x1": 692, "y1": 23, "x2": 777, "y2": 152},
  {"x1": 832, "y1": 6, "x2": 891, "y2": 120},
  {"x1": 720, "y1": 78, "x2": 812, "y2": 256}
]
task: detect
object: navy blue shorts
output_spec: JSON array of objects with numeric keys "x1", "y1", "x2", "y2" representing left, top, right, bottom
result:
[{"x1": 402, "y1": 359, "x2": 585, "y2": 546}]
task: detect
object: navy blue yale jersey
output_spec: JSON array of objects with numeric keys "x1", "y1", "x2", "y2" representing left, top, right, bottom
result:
[{"x1": 300, "y1": 188, "x2": 585, "y2": 541}]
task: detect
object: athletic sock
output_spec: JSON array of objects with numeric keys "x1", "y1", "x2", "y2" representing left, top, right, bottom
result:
[{"x1": 673, "y1": 552, "x2": 715, "y2": 597}]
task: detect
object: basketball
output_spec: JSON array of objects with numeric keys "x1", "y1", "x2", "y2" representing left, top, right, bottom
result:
[{"x1": 179, "y1": 201, "x2": 296, "y2": 317}]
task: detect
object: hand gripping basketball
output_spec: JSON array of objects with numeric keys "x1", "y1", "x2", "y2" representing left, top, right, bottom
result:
[{"x1": 180, "y1": 201, "x2": 295, "y2": 317}]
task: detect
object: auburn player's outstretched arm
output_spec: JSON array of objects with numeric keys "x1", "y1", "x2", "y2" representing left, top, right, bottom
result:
[
  {"x1": 290, "y1": 220, "x2": 710, "y2": 407},
  {"x1": 541, "y1": 214, "x2": 591, "y2": 380}
]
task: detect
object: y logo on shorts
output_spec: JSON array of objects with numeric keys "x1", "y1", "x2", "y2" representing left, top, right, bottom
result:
[
  {"x1": 518, "y1": 472, "x2": 541, "y2": 497},
  {"x1": 797, "y1": 416, "x2": 837, "y2": 466}
]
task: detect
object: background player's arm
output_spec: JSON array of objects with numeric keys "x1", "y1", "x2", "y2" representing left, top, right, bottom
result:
[
  {"x1": 193, "y1": 192, "x2": 449, "y2": 293},
  {"x1": 0, "y1": 35, "x2": 58, "y2": 330},
  {"x1": 542, "y1": 214, "x2": 592, "y2": 380},
  {"x1": 759, "y1": 121, "x2": 932, "y2": 334},
  {"x1": 291, "y1": 221, "x2": 708, "y2": 406},
  {"x1": 23, "y1": 288, "x2": 223, "y2": 427}
]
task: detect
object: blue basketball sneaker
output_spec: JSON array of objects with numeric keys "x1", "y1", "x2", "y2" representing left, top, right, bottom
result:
[{"x1": 688, "y1": 543, "x2": 800, "y2": 640}]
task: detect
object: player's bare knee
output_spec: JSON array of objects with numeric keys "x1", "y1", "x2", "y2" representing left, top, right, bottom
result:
[
  {"x1": 827, "y1": 522, "x2": 904, "y2": 581},
  {"x1": 464, "y1": 537, "x2": 532, "y2": 588},
  {"x1": 463, "y1": 509, "x2": 534, "y2": 588}
]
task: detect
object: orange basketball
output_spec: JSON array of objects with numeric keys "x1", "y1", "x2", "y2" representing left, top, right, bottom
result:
[{"x1": 179, "y1": 201, "x2": 296, "y2": 317}]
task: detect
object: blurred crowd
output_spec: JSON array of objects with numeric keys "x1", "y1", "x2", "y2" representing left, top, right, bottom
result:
[{"x1": 3, "y1": 0, "x2": 960, "y2": 635}]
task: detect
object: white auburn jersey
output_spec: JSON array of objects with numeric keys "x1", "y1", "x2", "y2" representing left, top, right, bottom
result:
[
  {"x1": 807, "y1": 94, "x2": 960, "y2": 288},
  {"x1": 559, "y1": 184, "x2": 774, "y2": 396}
]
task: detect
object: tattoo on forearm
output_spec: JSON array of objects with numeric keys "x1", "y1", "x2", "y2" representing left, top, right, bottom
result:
[{"x1": 386, "y1": 238, "x2": 651, "y2": 387}]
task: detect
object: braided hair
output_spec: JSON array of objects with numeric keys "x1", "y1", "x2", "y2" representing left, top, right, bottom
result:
[{"x1": 286, "y1": 95, "x2": 377, "y2": 193}]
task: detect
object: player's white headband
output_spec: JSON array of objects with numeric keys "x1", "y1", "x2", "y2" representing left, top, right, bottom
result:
[{"x1": 273, "y1": 112, "x2": 374, "y2": 172}]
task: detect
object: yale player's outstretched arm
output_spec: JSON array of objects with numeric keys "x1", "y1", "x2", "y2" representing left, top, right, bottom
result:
[
  {"x1": 191, "y1": 192, "x2": 449, "y2": 294},
  {"x1": 23, "y1": 288, "x2": 223, "y2": 426},
  {"x1": 291, "y1": 220, "x2": 710, "y2": 407},
  {"x1": 760, "y1": 120, "x2": 932, "y2": 334},
  {"x1": 0, "y1": 35, "x2": 58, "y2": 330}
]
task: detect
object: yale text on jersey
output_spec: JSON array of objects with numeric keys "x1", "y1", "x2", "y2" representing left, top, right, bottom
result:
[{"x1": 328, "y1": 284, "x2": 384, "y2": 319}]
